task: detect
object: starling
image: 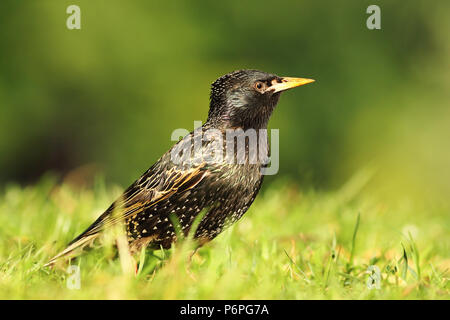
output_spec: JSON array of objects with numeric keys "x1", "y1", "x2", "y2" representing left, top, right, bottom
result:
[{"x1": 46, "y1": 69, "x2": 314, "y2": 265}]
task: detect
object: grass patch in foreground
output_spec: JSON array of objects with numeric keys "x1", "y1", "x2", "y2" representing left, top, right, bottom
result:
[{"x1": 0, "y1": 173, "x2": 448, "y2": 299}]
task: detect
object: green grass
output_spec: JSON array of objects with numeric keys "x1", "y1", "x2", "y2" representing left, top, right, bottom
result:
[{"x1": 0, "y1": 173, "x2": 448, "y2": 299}]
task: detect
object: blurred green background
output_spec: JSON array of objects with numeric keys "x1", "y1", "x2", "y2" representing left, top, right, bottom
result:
[{"x1": 0, "y1": 0, "x2": 449, "y2": 201}]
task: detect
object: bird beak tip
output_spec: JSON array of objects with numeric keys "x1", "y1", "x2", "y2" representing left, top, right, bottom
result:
[{"x1": 272, "y1": 77, "x2": 315, "y2": 93}]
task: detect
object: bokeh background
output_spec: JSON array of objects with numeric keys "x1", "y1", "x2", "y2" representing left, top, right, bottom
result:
[{"x1": 0, "y1": 0, "x2": 449, "y2": 202}]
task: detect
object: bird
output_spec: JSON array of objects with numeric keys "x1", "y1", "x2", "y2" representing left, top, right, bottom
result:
[{"x1": 46, "y1": 69, "x2": 314, "y2": 266}]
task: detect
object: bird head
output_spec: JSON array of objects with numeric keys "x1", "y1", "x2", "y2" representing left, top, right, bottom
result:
[{"x1": 207, "y1": 69, "x2": 314, "y2": 129}]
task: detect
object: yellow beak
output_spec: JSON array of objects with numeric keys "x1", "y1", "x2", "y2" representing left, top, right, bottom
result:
[{"x1": 271, "y1": 77, "x2": 315, "y2": 93}]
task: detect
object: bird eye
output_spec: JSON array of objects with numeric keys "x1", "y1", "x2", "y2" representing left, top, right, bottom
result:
[{"x1": 254, "y1": 81, "x2": 265, "y2": 92}]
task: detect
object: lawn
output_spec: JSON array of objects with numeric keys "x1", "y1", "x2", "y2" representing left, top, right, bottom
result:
[{"x1": 0, "y1": 172, "x2": 448, "y2": 299}]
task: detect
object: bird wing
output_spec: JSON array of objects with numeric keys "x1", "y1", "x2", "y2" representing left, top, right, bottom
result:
[
  {"x1": 45, "y1": 161, "x2": 209, "y2": 266},
  {"x1": 85, "y1": 164, "x2": 208, "y2": 235}
]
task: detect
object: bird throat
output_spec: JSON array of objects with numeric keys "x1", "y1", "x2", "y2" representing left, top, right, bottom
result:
[{"x1": 208, "y1": 98, "x2": 278, "y2": 131}]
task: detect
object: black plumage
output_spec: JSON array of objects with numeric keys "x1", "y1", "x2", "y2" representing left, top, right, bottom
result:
[{"x1": 46, "y1": 69, "x2": 314, "y2": 265}]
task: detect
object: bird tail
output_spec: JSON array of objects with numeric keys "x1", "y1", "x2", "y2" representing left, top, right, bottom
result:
[{"x1": 44, "y1": 233, "x2": 99, "y2": 267}]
